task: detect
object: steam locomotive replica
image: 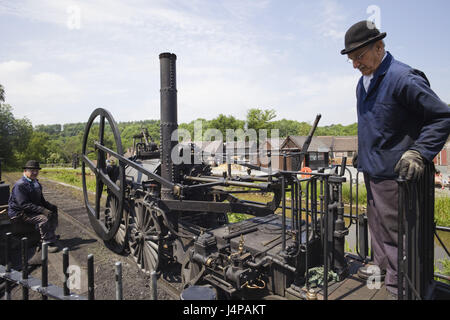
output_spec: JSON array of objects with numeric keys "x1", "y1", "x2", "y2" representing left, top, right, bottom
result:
[{"x1": 81, "y1": 53, "x2": 352, "y2": 300}]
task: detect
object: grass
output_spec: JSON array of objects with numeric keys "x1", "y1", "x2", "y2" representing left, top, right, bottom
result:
[
  {"x1": 39, "y1": 167, "x2": 97, "y2": 193},
  {"x1": 342, "y1": 182, "x2": 367, "y2": 206},
  {"x1": 434, "y1": 258, "x2": 450, "y2": 285}
]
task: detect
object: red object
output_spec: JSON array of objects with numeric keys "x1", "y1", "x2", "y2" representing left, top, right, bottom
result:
[{"x1": 300, "y1": 167, "x2": 312, "y2": 178}]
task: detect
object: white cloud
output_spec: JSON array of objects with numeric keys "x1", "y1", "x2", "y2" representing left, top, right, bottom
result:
[
  {"x1": 0, "y1": 1, "x2": 366, "y2": 127},
  {"x1": 316, "y1": 0, "x2": 347, "y2": 41},
  {"x1": 282, "y1": 72, "x2": 360, "y2": 125},
  {"x1": 221, "y1": 0, "x2": 270, "y2": 20},
  {"x1": 0, "y1": 60, "x2": 81, "y2": 123},
  {"x1": 0, "y1": 60, "x2": 32, "y2": 75}
]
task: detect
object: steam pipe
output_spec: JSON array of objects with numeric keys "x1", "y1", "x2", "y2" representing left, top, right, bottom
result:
[{"x1": 246, "y1": 256, "x2": 296, "y2": 273}]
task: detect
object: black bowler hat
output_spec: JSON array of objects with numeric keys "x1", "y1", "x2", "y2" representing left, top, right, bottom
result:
[
  {"x1": 340, "y1": 20, "x2": 386, "y2": 55},
  {"x1": 23, "y1": 160, "x2": 42, "y2": 170}
]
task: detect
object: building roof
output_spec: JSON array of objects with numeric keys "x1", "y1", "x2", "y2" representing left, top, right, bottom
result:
[
  {"x1": 179, "y1": 140, "x2": 223, "y2": 154},
  {"x1": 331, "y1": 136, "x2": 358, "y2": 151},
  {"x1": 224, "y1": 140, "x2": 258, "y2": 150},
  {"x1": 282, "y1": 136, "x2": 331, "y2": 152},
  {"x1": 260, "y1": 137, "x2": 286, "y2": 150},
  {"x1": 281, "y1": 135, "x2": 358, "y2": 152}
]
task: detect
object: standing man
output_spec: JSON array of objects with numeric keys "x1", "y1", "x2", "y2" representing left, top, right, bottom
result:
[
  {"x1": 8, "y1": 160, "x2": 60, "y2": 253},
  {"x1": 341, "y1": 20, "x2": 450, "y2": 298}
]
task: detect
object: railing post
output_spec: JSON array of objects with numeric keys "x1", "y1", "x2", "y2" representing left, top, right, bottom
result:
[
  {"x1": 41, "y1": 242, "x2": 48, "y2": 300},
  {"x1": 322, "y1": 176, "x2": 329, "y2": 300},
  {"x1": 5, "y1": 232, "x2": 12, "y2": 300},
  {"x1": 150, "y1": 271, "x2": 157, "y2": 300},
  {"x1": 21, "y1": 237, "x2": 29, "y2": 300},
  {"x1": 87, "y1": 254, "x2": 94, "y2": 300},
  {"x1": 63, "y1": 248, "x2": 70, "y2": 296},
  {"x1": 115, "y1": 262, "x2": 123, "y2": 300},
  {"x1": 397, "y1": 178, "x2": 405, "y2": 300},
  {"x1": 281, "y1": 175, "x2": 286, "y2": 252}
]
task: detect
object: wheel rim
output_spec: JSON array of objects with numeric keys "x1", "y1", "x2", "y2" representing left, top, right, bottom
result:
[
  {"x1": 129, "y1": 199, "x2": 162, "y2": 274},
  {"x1": 81, "y1": 108, "x2": 125, "y2": 241}
]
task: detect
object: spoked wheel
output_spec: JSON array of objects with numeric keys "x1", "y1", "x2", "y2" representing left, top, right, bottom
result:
[
  {"x1": 128, "y1": 199, "x2": 167, "y2": 274},
  {"x1": 104, "y1": 194, "x2": 129, "y2": 254},
  {"x1": 81, "y1": 108, "x2": 125, "y2": 241},
  {"x1": 181, "y1": 252, "x2": 204, "y2": 288}
]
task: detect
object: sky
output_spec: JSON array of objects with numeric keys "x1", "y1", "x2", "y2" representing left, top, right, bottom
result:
[{"x1": 0, "y1": 0, "x2": 449, "y2": 127}]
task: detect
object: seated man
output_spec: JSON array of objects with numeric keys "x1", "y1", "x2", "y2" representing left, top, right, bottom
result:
[{"x1": 8, "y1": 160, "x2": 60, "y2": 253}]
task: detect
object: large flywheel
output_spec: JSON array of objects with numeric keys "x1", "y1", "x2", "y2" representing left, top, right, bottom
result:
[
  {"x1": 81, "y1": 108, "x2": 126, "y2": 243},
  {"x1": 128, "y1": 198, "x2": 168, "y2": 274}
]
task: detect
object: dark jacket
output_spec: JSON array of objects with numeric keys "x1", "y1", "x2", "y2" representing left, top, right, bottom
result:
[
  {"x1": 357, "y1": 52, "x2": 450, "y2": 179},
  {"x1": 8, "y1": 176, "x2": 53, "y2": 218}
]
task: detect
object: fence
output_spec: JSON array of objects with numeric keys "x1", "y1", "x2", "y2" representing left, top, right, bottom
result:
[
  {"x1": 397, "y1": 164, "x2": 450, "y2": 300},
  {"x1": 0, "y1": 233, "x2": 158, "y2": 300}
]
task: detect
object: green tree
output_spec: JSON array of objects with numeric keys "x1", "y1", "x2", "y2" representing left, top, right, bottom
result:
[
  {"x1": 0, "y1": 104, "x2": 33, "y2": 169},
  {"x1": 0, "y1": 84, "x2": 5, "y2": 102},
  {"x1": 16, "y1": 131, "x2": 50, "y2": 164},
  {"x1": 178, "y1": 118, "x2": 211, "y2": 141},
  {"x1": 315, "y1": 123, "x2": 358, "y2": 136},
  {"x1": 209, "y1": 114, "x2": 245, "y2": 140},
  {"x1": 271, "y1": 119, "x2": 312, "y2": 137},
  {"x1": 35, "y1": 124, "x2": 62, "y2": 136},
  {"x1": 62, "y1": 122, "x2": 85, "y2": 137},
  {"x1": 246, "y1": 108, "x2": 276, "y2": 132}
]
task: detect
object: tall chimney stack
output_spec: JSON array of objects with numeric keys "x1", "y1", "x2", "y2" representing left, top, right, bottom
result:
[{"x1": 159, "y1": 52, "x2": 178, "y2": 200}]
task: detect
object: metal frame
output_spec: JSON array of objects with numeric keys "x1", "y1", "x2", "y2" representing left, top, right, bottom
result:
[
  {"x1": 0, "y1": 234, "x2": 125, "y2": 300},
  {"x1": 75, "y1": 52, "x2": 449, "y2": 300},
  {"x1": 397, "y1": 163, "x2": 450, "y2": 300}
]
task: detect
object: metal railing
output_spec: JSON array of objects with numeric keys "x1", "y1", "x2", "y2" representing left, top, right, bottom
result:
[
  {"x1": 273, "y1": 160, "x2": 449, "y2": 300},
  {"x1": 397, "y1": 163, "x2": 450, "y2": 300},
  {"x1": 0, "y1": 233, "x2": 158, "y2": 300}
]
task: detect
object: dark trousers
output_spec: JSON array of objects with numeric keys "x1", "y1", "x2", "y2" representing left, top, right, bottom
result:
[
  {"x1": 364, "y1": 174, "x2": 399, "y2": 294},
  {"x1": 19, "y1": 212, "x2": 58, "y2": 244}
]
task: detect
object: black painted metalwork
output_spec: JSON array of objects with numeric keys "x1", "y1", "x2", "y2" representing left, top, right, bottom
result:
[
  {"x1": 41, "y1": 242, "x2": 48, "y2": 300},
  {"x1": 75, "y1": 51, "x2": 450, "y2": 300},
  {"x1": 21, "y1": 237, "x2": 28, "y2": 300},
  {"x1": 0, "y1": 238, "x2": 93, "y2": 300},
  {"x1": 81, "y1": 108, "x2": 125, "y2": 243},
  {"x1": 87, "y1": 254, "x2": 94, "y2": 300},
  {"x1": 397, "y1": 163, "x2": 450, "y2": 300},
  {"x1": 63, "y1": 248, "x2": 70, "y2": 296}
]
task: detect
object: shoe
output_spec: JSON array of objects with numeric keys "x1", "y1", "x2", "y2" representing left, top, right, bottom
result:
[
  {"x1": 357, "y1": 264, "x2": 386, "y2": 281},
  {"x1": 47, "y1": 242, "x2": 60, "y2": 253},
  {"x1": 28, "y1": 250, "x2": 42, "y2": 266}
]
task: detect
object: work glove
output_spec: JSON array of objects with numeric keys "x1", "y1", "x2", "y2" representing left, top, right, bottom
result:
[
  {"x1": 394, "y1": 150, "x2": 425, "y2": 181},
  {"x1": 352, "y1": 152, "x2": 358, "y2": 169}
]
